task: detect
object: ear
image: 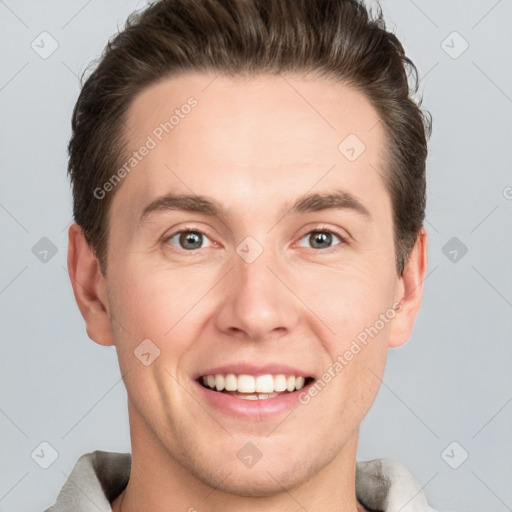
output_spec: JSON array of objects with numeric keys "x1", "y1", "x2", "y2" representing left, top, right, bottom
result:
[
  {"x1": 388, "y1": 228, "x2": 428, "y2": 348},
  {"x1": 67, "y1": 223, "x2": 114, "y2": 346}
]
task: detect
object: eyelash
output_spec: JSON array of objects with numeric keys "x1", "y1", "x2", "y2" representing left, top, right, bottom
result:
[
  {"x1": 298, "y1": 225, "x2": 348, "y2": 251},
  {"x1": 163, "y1": 224, "x2": 348, "y2": 254}
]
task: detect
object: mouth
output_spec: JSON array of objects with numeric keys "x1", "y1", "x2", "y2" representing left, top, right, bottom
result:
[{"x1": 196, "y1": 373, "x2": 315, "y2": 401}]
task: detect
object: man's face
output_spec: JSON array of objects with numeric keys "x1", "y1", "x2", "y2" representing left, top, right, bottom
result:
[{"x1": 102, "y1": 72, "x2": 406, "y2": 493}]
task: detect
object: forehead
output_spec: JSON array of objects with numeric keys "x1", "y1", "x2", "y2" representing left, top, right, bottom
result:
[{"x1": 114, "y1": 71, "x2": 388, "y2": 221}]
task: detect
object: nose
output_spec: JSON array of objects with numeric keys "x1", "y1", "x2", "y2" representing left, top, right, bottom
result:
[{"x1": 214, "y1": 243, "x2": 300, "y2": 342}]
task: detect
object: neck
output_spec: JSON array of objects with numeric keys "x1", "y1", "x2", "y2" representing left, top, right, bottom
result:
[{"x1": 112, "y1": 401, "x2": 367, "y2": 512}]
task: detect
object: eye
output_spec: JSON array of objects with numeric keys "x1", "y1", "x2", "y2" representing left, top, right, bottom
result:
[
  {"x1": 297, "y1": 228, "x2": 345, "y2": 250},
  {"x1": 166, "y1": 229, "x2": 213, "y2": 251}
]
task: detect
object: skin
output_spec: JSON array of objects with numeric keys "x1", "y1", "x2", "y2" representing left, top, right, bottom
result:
[{"x1": 68, "y1": 72, "x2": 427, "y2": 512}]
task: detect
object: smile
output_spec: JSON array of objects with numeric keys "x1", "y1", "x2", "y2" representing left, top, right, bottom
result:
[
  {"x1": 193, "y1": 363, "x2": 316, "y2": 419},
  {"x1": 199, "y1": 373, "x2": 313, "y2": 400}
]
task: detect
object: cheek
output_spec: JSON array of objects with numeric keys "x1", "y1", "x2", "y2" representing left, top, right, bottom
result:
[
  {"x1": 336, "y1": 346, "x2": 387, "y2": 427},
  {"x1": 109, "y1": 261, "x2": 194, "y2": 337},
  {"x1": 308, "y1": 320, "x2": 389, "y2": 434},
  {"x1": 106, "y1": 263, "x2": 194, "y2": 371},
  {"x1": 106, "y1": 267, "x2": 197, "y2": 427},
  {"x1": 298, "y1": 262, "x2": 395, "y2": 416},
  {"x1": 298, "y1": 258, "x2": 398, "y2": 339},
  {"x1": 106, "y1": 260, "x2": 226, "y2": 390}
]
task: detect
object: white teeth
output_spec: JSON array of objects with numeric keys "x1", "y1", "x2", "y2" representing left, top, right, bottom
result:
[
  {"x1": 200, "y1": 373, "x2": 310, "y2": 395},
  {"x1": 233, "y1": 392, "x2": 280, "y2": 400},
  {"x1": 225, "y1": 373, "x2": 237, "y2": 391},
  {"x1": 255, "y1": 374, "x2": 274, "y2": 393},
  {"x1": 274, "y1": 374, "x2": 287, "y2": 392},
  {"x1": 214, "y1": 374, "x2": 225, "y2": 391},
  {"x1": 236, "y1": 393, "x2": 258, "y2": 400},
  {"x1": 238, "y1": 374, "x2": 256, "y2": 393}
]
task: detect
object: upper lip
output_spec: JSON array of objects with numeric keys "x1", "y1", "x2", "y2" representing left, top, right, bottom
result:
[{"x1": 193, "y1": 362, "x2": 315, "y2": 380}]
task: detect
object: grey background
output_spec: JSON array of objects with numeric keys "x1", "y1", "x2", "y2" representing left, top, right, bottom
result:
[{"x1": 0, "y1": 0, "x2": 511, "y2": 511}]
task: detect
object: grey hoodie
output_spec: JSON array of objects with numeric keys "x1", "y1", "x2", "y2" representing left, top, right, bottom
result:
[{"x1": 45, "y1": 450, "x2": 437, "y2": 512}]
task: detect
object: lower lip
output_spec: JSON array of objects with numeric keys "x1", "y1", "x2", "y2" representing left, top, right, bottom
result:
[{"x1": 193, "y1": 379, "x2": 313, "y2": 420}]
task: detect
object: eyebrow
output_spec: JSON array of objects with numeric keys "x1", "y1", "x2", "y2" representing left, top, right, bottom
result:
[{"x1": 139, "y1": 189, "x2": 371, "y2": 222}]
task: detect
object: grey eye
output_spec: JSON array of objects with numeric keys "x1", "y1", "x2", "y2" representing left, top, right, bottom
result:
[
  {"x1": 168, "y1": 231, "x2": 212, "y2": 250},
  {"x1": 298, "y1": 231, "x2": 342, "y2": 249}
]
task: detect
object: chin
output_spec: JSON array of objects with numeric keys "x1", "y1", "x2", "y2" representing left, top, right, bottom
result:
[
  {"x1": 185, "y1": 447, "x2": 321, "y2": 497},
  {"x1": 207, "y1": 466, "x2": 309, "y2": 497}
]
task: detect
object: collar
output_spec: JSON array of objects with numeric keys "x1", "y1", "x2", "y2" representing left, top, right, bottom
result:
[{"x1": 46, "y1": 450, "x2": 436, "y2": 512}]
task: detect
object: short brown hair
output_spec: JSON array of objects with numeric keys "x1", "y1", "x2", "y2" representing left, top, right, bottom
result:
[{"x1": 68, "y1": 0, "x2": 431, "y2": 276}]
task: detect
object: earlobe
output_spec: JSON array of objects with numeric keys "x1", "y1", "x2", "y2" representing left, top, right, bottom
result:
[
  {"x1": 67, "y1": 223, "x2": 114, "y2": 346},
  {"x1": 388, "y1": 228, "x2": 428, "y2": 348}
]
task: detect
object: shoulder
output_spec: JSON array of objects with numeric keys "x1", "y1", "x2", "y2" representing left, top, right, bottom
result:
[
  {"x1": 356, "y1": 458, "x2": 437, "y2": 512},
  {"x1": 45, "y1": 450, "x2": 131, "y2": 512}
]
